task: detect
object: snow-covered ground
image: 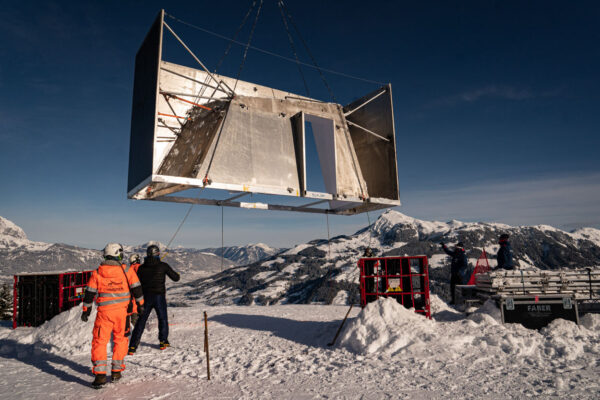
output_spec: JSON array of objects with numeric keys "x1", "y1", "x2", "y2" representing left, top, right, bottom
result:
[{"x1": 1, "y1": 295, "x2": 599, "y2": 399}]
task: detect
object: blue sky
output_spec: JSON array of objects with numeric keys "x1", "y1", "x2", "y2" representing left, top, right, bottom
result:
[{"x1": 1, "y1": 1, "x2": 599, "y2": 249}]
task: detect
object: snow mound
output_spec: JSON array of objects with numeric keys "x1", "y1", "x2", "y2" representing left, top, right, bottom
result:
[
  {"x1": 580, "y1": 312, "x2": 600, "y2": 331},
  {"x1": 540, "y1": 319, "x2": 586, "y2": 361},
  {"x1": 468, "y1": 299, "x2": 502, "y2": 324},
  {"x1": 36, "y1": 306, "x2": 99, "y2": 356},
  {"x1": 337, "y1": 295, "x2": 600, "y2": 371},
  {"x1": 338, "y1": 297, "x2": 433, "y2": 354},
  {"x1": 0, "y1": 306, "x2": 99, "y2": 358},
  {"x1": 429, "y1": 293, "x2": 455, "y2": 314}
]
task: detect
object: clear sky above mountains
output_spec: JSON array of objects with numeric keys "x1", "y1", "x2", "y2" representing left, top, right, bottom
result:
[{"x1": 1, "y1": 0, "x2": 598, "y2": 249}]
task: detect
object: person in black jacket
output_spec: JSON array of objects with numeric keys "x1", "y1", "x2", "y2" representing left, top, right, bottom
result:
[
  {"x1": 496, "y1": 233, "x2": 515, "y2": 270},
  {"x1": 441, "y1": 241, "x2": 468, "y2": 304},
  {"x1": 128, "y1": 245, "x2": 180, "y2": 354}
]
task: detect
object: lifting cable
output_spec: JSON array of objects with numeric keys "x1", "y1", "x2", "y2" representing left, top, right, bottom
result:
[
  {"x1": 326, "y1": 212, "x2": 331, "y2": 260},
  {"x1": 274, "y1": 1, "x2": 364, "y2": 197},
  {"x1": 277, "y1": 0, "x2": 310, "y2": 97},
  {"x1": 366, "y1": 210, "x2": 373, "y2": 250},
  {"x1": 221, "y1": 205, "x2": 224, "y2": 272},
  {"x1": 217, "y1": 1, "x2": 258, "y2": 274},
  {"x1": 161, "y1": 188, "x2": 205, "y2": 260},
  {"x1": 203, "y1": 0, "x2": 263, "y2": 185},
  {"x1": 278, "y1": 0, "x2": 337, "y2": 102},
  {"x1": 323, "y1": 211, "x2": 335, "y2": 304},
  {"x1": 233, "y1": 0, "x2": 264, "y2": 93},
  {"x1": 214, "y1": 1, "x2": 257, "y2": 74},
  {"x1": 198, "y1": 2, "x2": 257, "y2": 105},
  {"x1": 164, "y1": 13, "x2": 385, "y2": 86}
]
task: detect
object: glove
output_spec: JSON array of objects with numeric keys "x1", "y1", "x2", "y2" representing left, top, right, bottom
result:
[
  {"x1": 81, "y1": 309, "x2": 91, "y2": 322},
  {"x1": 137, "y1": 305, "x2": 145, "y2": 316},
  {"x1": 440, "y1": 242, "x2": 445, "y2": 248}
]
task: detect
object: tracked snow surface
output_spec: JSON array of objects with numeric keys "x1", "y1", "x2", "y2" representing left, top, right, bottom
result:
[{"x1": 1, "y1": 295, "x2": 600, "y2": 399}]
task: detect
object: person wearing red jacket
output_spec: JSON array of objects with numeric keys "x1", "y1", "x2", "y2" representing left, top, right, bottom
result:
[
  {"x1": 127, "y1": 254, "x2": 142, "y2": 328},
  {"x1": 81, "y1": 243, "x2": 145, "y2": 389}
]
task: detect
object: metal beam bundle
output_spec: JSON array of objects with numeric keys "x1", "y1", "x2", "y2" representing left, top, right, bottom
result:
[{"x1": 475, "y1": 269, "x2": 600, "y2": 300}]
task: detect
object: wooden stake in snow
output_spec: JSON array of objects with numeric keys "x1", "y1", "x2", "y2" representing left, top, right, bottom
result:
[
  {"x1": 204, "y1": 311, "x2": 211, "y2": 380},
  {"x1": 327, "y1": 303, "x2": 354, "y2": 346}
]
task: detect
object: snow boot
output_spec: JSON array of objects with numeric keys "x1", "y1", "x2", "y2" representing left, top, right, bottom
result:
[
  {"x1": 92, "y1": 374, "x2": 108, "y2": 389},
  {"x1": 111, "y1": 371, "x2": 122, "y2": 382},
  {"x1": 159, "y1": 340, "x2": 170, "y2": 350},
  {"x1": 127, "y1": 346, "x2": 136, "y2": 355}
]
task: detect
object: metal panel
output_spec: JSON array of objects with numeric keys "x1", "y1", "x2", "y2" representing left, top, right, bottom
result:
[
  {"x1": 196, "y1": 99, "x2": 301, "y2": 194},
  {"x1": 344, "y1": 84, "x2": 399, "y2": 201},
  {"x1": 127, "y1": 10, "x2": 163, "y2": 194},
  {"x1": 147, "y1": 100, "x2": 229, "y2": 197},
  {"x1": 127, "y1": 13, "x2": 401, "y2": 214}
]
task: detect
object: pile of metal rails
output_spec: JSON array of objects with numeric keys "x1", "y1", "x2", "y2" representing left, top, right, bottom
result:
[
  {"x1": 474, "y1": 268, "x2": 600, "y2": 301},
  {"x1": 458, "y1": 268, "x2": 600, "y2": 329}
]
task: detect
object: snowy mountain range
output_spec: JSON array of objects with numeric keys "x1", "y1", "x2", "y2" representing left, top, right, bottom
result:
[
  {"x1": 198, "y1": 243, "x2": 281, "y2": 265},
  {"x1": 177, "y1": 210, "x2": 600, "y2": 306},
  {"x1": 3, "y1": 212, "x2": 600, "y2": 304},
  {"x1": 0, "y1": 216, "x2": 277, "y2": 281}
]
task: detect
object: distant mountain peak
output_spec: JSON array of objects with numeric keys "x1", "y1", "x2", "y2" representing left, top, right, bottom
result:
[
  {"x1": 0, "y1": 216, "x2": 52, "y2": 251},
  {"x1": 199, "y1": 243, "x2": 282, "y2": 265},
  {"x1": 0, "y1": 216, "x2": 27, "y2": 240},
  {"x1": 251, "y1": 243, "x2": 273, "y2": 250}
]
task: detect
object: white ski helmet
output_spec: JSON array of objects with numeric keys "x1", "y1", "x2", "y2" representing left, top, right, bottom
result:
[
  {"x1": 129, "y1": 254, "x2": 140, "y2": 264},
  {"x1": 103, "y1": 243, "x2": 124, "y2": 261}
]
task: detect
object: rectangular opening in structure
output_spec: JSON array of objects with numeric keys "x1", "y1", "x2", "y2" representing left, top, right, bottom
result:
[
  {"x1": 304, "y1": 115, "x2": 336, "y2": 197},
  {"x1": 304, "y1": 121, "x2": 327, "y2": 194}
]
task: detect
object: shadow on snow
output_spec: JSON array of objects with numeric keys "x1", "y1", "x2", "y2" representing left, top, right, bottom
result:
[
  {"x1": 211, "y1": 313, "x2": 344, "y2": 347},
  {"x1": 432, "y1": 309, "x2": 466, "y2": 322},
  {"x1": 0, "y1": 339, "x2": 90, "y2": 387}
]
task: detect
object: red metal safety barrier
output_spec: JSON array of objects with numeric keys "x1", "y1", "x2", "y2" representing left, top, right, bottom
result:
[
  {"x1": 358, "y1": 256, "x2": 431, "y2": 319},
  {"x1": 59, "y1": 270, "x2": 93, "y2": 310},
  {"x1": 13, "y1": 270, "x2": 93, "y2": 328},
  {"x1": 467, "y1": 250, "x2": 491, "y2": 285}
]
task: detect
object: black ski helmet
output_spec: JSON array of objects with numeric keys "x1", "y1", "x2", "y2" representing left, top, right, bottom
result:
[
  {"x1": 499, "y1": 233, "x2": 510, "y2": 241},
  {"x1": 147, "y1": 244, "x2": 160, "y2": 257},
  {"x1": 456, "y1": 242, "x2": 464, "y2": 248}
]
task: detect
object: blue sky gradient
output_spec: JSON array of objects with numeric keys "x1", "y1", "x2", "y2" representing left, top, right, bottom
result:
[{"x1": 1, "y1": 1, "x2": 599, "y2": 249}]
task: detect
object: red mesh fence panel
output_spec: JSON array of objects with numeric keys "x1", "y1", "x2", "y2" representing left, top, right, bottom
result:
[
  {"x1": 358, "y1": 256, "x2": 431, "y2": 319},
  {"x1": 13, "y1": 270, "x2": 93, "y2": 328}
]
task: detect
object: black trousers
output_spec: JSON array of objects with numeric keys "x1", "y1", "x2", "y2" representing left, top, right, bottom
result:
[{"x1": 450, "y1": 273, "x2": 460, "y2": 304}]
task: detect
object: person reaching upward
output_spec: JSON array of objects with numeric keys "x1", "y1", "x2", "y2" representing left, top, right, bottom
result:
[{"x1": 128, "y1": 244, "x2": 180, "y2": 354}]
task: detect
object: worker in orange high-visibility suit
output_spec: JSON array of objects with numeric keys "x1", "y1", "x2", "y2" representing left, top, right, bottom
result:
[
  {"x1": 127, "y1": 254, "x2": 142, "y2": 328},
  {"x1": 81, "y1": 243, "x2": 144, "y2": 389}
]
